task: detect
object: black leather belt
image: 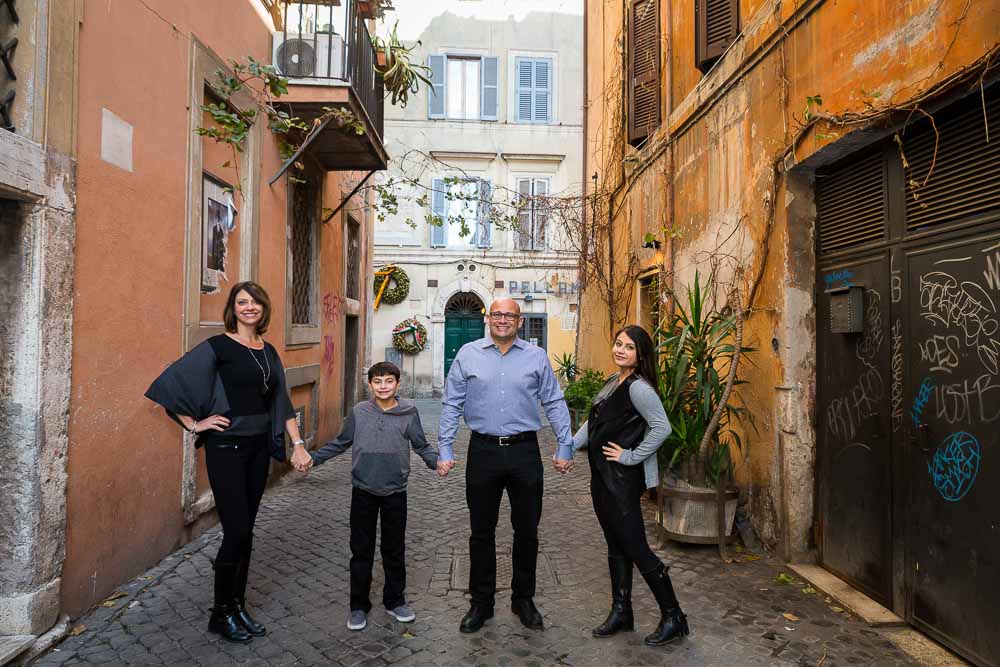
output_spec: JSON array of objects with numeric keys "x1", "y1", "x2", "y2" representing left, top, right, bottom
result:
[{"x1": 471, "y1": 431, "x2": 536, "y2": 447}]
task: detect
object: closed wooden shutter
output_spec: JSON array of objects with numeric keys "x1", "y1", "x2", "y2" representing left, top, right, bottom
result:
[
  {"x1": 628, "y1": 0, "x2": 660, "y2": 146},
  {"x1": 427, "y1": 55, "x2": 446, "y2": 119},
  {"x1": 904, "y1": 85, "x2": 1000, "y2": 234},
  {"x1": 816, "y1": 150, "x2": 888, "y2": 256},
  {"x1": 533, "y1": 178, "x2": 549, "y2": 248},
  {"x1": 430, "y1": 177, "x2": 447, "y2": 247},
  {"x1": 516, "y1": 178, "x2": 532, "y2": 250},
  {"x1": 516, "y1": 58, "x2": 552, "y2": 123},
  {"x1": 696, "y1": 0, "x2": 739, "y2": 72},
  {"x1": 474, "y1": 179, "x2": 492, "y2": 248},
  {"x1": 480, "y1": 56, "x2": 499, "y2": 121}
]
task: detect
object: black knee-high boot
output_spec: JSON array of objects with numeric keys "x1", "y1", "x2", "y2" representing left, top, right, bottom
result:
[
  {"x1": 234, "y1": 558, "x2": 267, "y2": 636},
  {"x1": 208, "y1": 561, "x2": 253, "y2": 643},
  {"x1": 640, "y1": 563, "x2": 689, "y2": 646},
  {"x1": 592, "y1": 557, "x2": 635, "y2": 637}
]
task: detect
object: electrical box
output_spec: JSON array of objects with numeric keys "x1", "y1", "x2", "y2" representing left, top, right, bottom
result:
[{"x1": 827, "y1": 285, "x2": 864, "y2": 334}]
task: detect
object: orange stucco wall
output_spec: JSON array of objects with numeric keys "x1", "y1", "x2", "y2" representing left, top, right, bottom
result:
[
  {"x1": 582, "y1": 0, "x2": 1000, "y2": 551},
  {"x1": 64, "y1": 0, "x2": 371, "y2": 616}
]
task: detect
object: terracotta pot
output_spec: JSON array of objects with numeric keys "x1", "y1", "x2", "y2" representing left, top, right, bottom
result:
[
  {"x1": 357, "y1": 0, "x2": 378, "y2": 19},
  {"x1": 376, "y1": 48, "x2": 388, "y2": 68}
]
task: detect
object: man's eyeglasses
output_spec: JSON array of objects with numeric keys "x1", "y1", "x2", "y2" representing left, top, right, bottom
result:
[{"x1": 488, "y1": 312, "x2": 520, "y2": 321}]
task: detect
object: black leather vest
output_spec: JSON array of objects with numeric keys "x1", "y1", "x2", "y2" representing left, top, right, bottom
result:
[{"x1": 586, "y1": 374, "x2": 647, "y2": 508}]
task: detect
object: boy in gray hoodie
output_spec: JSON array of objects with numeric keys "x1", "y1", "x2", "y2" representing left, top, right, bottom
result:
[{"x1": 306, "y1": 362, "x2": 439, "y2": 631}]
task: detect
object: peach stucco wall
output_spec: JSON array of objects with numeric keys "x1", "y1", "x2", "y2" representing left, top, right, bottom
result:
[{"x1": 64, "y1": 0, "x2": 370, "y2": 616}]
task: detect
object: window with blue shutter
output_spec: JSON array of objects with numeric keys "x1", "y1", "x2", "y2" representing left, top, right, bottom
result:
[
  {"x1": 430, "y1": 178, "x2": 447, "y2": 246},
  {"x1": 428, "y1": 55, "x2": 446, "y2": 119},
  {"x1": 473, "y1": 180, "x2": 493, "y2": 247},
  {"x1": 515, "y1": 57, "x2": 553, "y2": 123},
  {"x1": 481, "y1": 56, "x2": 499, "y2": 121}
]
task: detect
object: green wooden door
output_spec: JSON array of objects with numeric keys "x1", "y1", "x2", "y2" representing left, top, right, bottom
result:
[{"x1": 444, "y1": 316, "x2": 483, "y2": 379}]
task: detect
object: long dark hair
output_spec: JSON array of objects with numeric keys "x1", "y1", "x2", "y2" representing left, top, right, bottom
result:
[
  {"x1": 613, "y1": 325, "x2": 660, "y2": 398},
  {"x1": 223, "y1": 281, "x2": 272, "y2": 334}
]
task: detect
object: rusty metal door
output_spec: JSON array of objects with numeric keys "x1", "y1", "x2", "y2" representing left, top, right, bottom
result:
[
  {"x1": 817, "y1": 255, "x2": 894, "y2": 605},
  {"x1": 902, "y1": 232, "x2": 1000, "y2": 666}
]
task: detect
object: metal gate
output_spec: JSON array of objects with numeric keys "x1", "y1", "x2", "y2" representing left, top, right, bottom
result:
[{"x1": 816, "y1": 84, "x2": 1000, "y2": 666}]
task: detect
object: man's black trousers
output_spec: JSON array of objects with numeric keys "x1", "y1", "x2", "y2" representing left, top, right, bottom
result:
[
  {"x1": 350, "y1": 487, "x2": 408, "y2": 613},
  {"x1": 465, "y1": 432, "x2": 543, "y2": 608}
]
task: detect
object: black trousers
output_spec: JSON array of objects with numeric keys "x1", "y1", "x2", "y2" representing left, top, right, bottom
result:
[
  {"x1": 591, "y1": 474, "x2": 661, "y2": 574},
  {"x1": 465, "y1": 433, "x2": 543, "y2": 608},
  {"x1": 205, "y1": 435, "x2": 271, "y2": 565},
  {"x1": 350, "y1": 487, "x2": 407, "y2": 612}
]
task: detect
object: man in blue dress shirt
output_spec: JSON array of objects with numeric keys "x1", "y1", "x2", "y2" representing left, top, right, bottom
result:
[{"x1": 438, "y1": 297, "x2": 574, "y2": 633}]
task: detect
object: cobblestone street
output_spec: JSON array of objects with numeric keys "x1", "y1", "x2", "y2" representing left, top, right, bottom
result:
[{"x1": 37, "y1": 401, "x2": 926, "y2": 666}]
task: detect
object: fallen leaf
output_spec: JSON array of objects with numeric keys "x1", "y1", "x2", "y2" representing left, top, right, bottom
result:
[
  {"x1": 774, "y1": 573, "x2": 796, "y2": 585},
  {"x1": 103, "y1": 591, "x2": 127, "y2": 603},
  {"x1": 402, "y1": 631, "x2": 414, "y2": 639},
  {"x1": 801, "y1": 586, "x2": 816, "y2": 594},
  {"x1": 782, "y1": 613, "x2": 801, "y2": 622},
  {"x1": 69, "y1": 625, "x2": 86, "y2": 636},
  {"x1": 831, "y1": 606, "x2": 844, "y2": 613},
  {"x1": 101, "y1": 601, "x2": 117, "y2": 608}
]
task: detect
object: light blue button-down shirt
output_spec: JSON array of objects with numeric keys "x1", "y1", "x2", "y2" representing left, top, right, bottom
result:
[{"x1": 438, "y1": 336, "x2": 574, "y2": 461}]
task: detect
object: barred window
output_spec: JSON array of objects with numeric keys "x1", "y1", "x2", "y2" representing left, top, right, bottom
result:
[
  {"x1": 346, "y1": 215, "x2": 361, "y2": 300},
  {"x1": 290, "y1": 173, "x2": 318, "y2": 325}
]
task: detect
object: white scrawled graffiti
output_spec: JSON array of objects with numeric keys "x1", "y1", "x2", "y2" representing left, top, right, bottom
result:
[
  {"x1": 826, "y1": 289, "x2": 885, "y2": 444},
  {"x1": 919, "y1": 271, "x2": 1000, "y2": 375},
  {"x1": 917, "y1": 334, "x2": 961, "y2": 374},
  {"x1": 891, "y1": 319, "x2": 904, "y2": 432}
]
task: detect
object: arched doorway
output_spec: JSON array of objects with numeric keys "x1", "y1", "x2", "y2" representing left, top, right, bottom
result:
[{"x1": 444, "y1": 292, "x2": 485, "y2": 379}]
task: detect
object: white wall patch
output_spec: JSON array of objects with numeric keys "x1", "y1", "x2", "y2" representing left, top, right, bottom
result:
[{"x1": 100, "y1": 108, "x2": 134, "y2": 173}]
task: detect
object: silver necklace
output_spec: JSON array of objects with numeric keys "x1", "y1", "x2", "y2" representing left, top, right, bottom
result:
[{"x1": 243, "y1": 338, "x2": 271, "y2": 394}]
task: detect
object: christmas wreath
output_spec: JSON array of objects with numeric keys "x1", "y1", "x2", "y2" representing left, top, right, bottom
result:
[
  {"x1": 373, "y1": 265, "x2": 410, "y2": 309},
  {"x1": 392, "y1": 317, "x2": 427, "y2": 355}
]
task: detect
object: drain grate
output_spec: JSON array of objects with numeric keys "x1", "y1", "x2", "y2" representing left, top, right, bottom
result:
[{"x1": 450, "y1": 549, "x2": 559, "y2": 591}]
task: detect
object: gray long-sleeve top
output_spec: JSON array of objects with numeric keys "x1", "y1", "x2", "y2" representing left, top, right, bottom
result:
[
  {"x1": 571, "y1": 374, "x2": 672, "y2": 488},
  {"x1": 311, "y1": 398, "x2": 437, "y2": 496}
]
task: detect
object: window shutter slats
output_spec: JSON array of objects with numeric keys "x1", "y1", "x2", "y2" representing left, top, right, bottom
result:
[
  {"x1": 516, "y1": 58, "x2": 533, "y2": 122},
  {"x1": 816, "y1": 151, "x2": 887, "y2": 255},
  {"x1": 516, "y1": 178, "x2": 532, "y2": 250},
  {"x1": 534, "y1": 179, "x2": 548, "y2": 249},
  {"x1": 628, "y1": 0, "x2": 660, "y2": 145},
  {"x1": 481, "y1": 56, "x2": 499, "y2": 121},
  {"x1": 430, "y1": 178, "x2": 447, "y2": 247},
  {"x1": 476, "y1": 180, "x2": 493, "y2": 247},
  {"x1": 697, "y1": 0, "x2": 739, "y2": 71},
  {"x1": 428, "y1": 55, "x2": 446, "y2": 119},
  {"x1": 534, "y1": 60, "x2": 551, "y2": 122}
]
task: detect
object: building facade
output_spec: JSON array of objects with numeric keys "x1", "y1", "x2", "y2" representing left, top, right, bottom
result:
[
  {"x1": 1, "y1": 1, "x2": 383, "y2": 659},
  {"x1": 372, "y1": 5, "x2": 584, "y2": 396},
  {"x1": 581, "y1": 0, "x2": 999, "y2": 664}
]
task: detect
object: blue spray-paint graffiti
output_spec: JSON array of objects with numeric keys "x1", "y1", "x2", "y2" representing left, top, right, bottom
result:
[
  {"x1": 911, "y1": 376, "x2": 935, "y2": 427},
  {"x1": 928, "y1": 431, "x2": 981, "y2": 501},
  {"x1": 824, "y1": 269, "x2": 854, "y2": 289}
]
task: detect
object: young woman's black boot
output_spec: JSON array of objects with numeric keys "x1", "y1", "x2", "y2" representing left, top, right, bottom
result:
[
  {"x1": 592, "y1": 557, "x2": 635, "y2": 637},
  {"x1": 640, "y1": 563, "x2": 689, "y2": 646},
  {"x1": 233, "y1": 558, "x2": 267, "y2": 636},
  {"x1": 208, "y1": 561, "x2": 253, "y2": 643}
]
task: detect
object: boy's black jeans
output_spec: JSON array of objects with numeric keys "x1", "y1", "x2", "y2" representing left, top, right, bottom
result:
[{"x1": 350, "y1": 487, "x2": 407, "y2": 613}]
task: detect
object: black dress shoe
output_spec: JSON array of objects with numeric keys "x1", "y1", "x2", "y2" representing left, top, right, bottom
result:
[
  {"x1": 234, "y1": 604, "x2": 267, "y2": 636},
  {"x1": 511, "y1": 599, "x2": 544, "y2": 630},
  {"x1": 459, "y1": 605, "x2": 494, "y2": 633},
  {"x1": 208, "y1": 605, "x2": 254, "y2": 644}
]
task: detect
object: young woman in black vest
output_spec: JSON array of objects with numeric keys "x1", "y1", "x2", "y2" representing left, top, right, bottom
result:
[
  {"x1": 571, "y1": 324, "x2": 689, "y2": 645},
  {"x1": 145, "y1": 282, "x2": 314, "y2": 643}
]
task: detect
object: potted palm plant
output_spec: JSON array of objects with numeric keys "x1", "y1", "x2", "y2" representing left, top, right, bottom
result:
[{"x1": 656, "y1": 272, "x2": 750, "y2": 548}]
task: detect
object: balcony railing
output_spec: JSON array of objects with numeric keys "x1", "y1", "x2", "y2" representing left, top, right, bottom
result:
[{"x1": 276, "y1": 0, "x2": 384, "y2": 140}]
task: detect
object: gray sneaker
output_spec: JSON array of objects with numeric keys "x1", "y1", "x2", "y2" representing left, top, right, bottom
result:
[
  {"x1": 347, "y1": 610, "x2": 367, "y2": 631},
  {"x1": 387, "y1": 604, "x2": 416, "y2": 623}
]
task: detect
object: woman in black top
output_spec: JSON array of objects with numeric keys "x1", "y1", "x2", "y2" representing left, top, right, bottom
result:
[
  {"x1": 570, "y1": 325, "x2": 689, "y2": 645},
  {"x1": 146, "y1": 282, "x2": 313, "y2": 643}
]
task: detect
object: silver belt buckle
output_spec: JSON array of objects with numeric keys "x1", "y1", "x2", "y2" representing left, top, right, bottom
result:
[{"x1": 497, "y1": 435, "x2": 510, "y2": 447}]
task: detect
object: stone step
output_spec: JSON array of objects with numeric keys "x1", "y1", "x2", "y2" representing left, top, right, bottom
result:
[{"x1": 0, "y1": 635, "x2": 35, "y2": 666}]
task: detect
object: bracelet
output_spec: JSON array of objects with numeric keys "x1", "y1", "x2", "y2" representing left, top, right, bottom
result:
[{"x1": 188, "y1": 422, "x2": 198, "y2": 434}]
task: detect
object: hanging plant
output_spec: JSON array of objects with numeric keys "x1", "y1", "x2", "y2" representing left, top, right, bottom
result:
[
  {"x1": 373, "y1": 22, "x2": 434, "y2": 108},
  {"x1": 373, "y1": 265, "x2": 410, "y2": 308},
  {"x1": 392, "y1": 317, "x2": 427, "y2": 355}
]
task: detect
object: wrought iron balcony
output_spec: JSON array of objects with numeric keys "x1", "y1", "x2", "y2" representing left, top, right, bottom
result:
[{"x1": 270, "y1": 0, "x2": 386, "y2": 173}]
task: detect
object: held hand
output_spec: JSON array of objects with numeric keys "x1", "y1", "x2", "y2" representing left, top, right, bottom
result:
[
  {"x1": 193, "y1": 415, "x2": 230, "y2": 433},
  {"x1": 437, "y1": 460, "x2": 455, "y2": 477},
  {"x1": 602, "y1": 442, "x2": 624, "y2": 462},
  {"x1": 291, "y1": 444, "x2": 313, "y2": 473},
  {"x1": 552, "y1": 456, "x2": 573, "y2": 474}
]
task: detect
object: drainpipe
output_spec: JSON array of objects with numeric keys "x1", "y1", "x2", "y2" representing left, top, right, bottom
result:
[
  {"x1": 664, "y1": 0, "x2": 675, "y2": 318},
  {"x1": 577, "y1": 0, "x2": 588, "y2": 365}
]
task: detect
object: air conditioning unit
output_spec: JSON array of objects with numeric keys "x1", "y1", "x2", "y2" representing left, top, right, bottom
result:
[{"x1": 272, "y1": 31, "x2": 344, "y2": 82}]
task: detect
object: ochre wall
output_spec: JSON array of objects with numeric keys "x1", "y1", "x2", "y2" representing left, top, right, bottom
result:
[
  {"x1": 582, "y1": 0, "x2": 1000, "y2": 552},
  {"x1": 63, "y1": 0, "x2": 370, "y2": 616}
]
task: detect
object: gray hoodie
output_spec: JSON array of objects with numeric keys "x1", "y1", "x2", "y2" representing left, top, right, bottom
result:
[{"x1": 311, "y1": 398, "x2": 437, "y2": 496}]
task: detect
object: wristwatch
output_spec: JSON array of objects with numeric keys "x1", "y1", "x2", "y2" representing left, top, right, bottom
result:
[{"x1": 293, "y1": 439, "x2": 305, "y2": 447}]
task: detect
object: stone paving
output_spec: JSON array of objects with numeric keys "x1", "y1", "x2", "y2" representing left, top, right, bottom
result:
[{"x1": 36, "y1": 400, "x2": 921, "y2": 666}]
